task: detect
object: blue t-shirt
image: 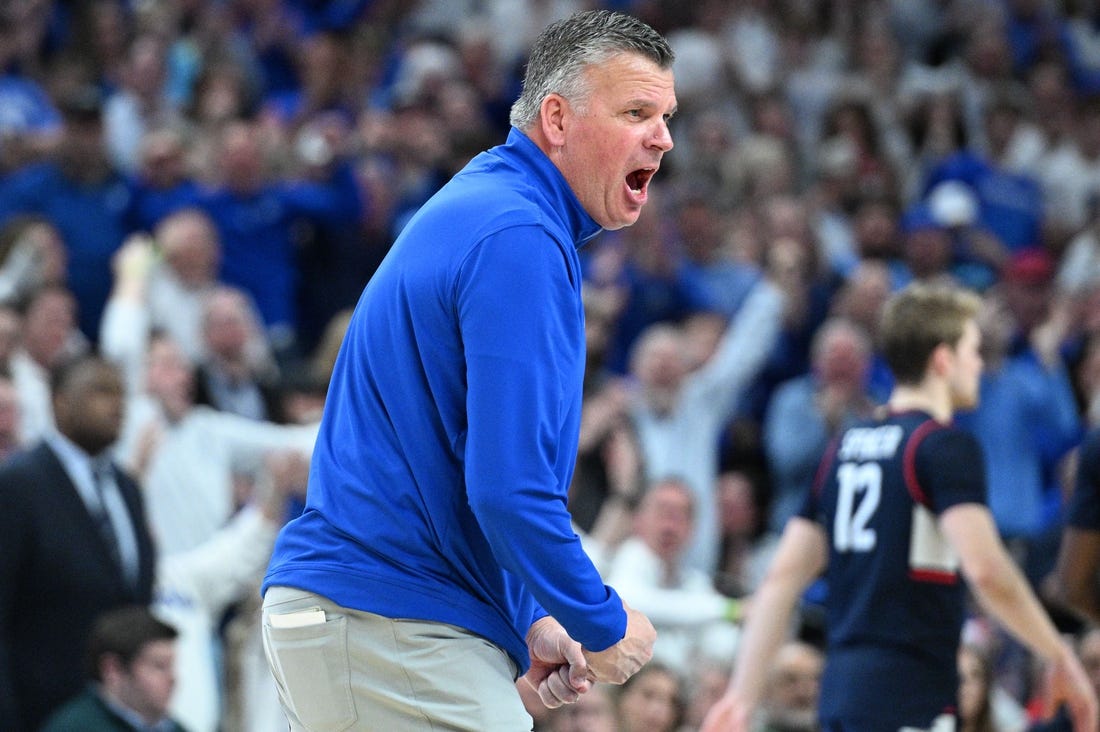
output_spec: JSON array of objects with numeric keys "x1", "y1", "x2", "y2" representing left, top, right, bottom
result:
[
  {"x1": 801, "y1": 410, "x2": 987, "y2": 729},
  {"x1": 0, "y1": 162, "x2": 135, "y2": 339},
  {"x1": 197, "y1": 161, "x2": 361, "y2": 332}
]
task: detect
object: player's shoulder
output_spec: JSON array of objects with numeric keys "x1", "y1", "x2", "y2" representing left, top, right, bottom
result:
[{"x1": 893, "y1": 417, "x2": 978, "y2": 459}]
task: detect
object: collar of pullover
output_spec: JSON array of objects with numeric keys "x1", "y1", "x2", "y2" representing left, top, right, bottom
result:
[{"x1": 503, "y1": 127, "x2": 603, "y2": 249}]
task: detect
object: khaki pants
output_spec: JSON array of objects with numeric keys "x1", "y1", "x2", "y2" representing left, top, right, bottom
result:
[{"x1": 261, "y1": 585, "x2": 533, "y2": 732}]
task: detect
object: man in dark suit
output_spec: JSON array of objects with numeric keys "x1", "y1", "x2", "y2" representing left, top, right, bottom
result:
[{"x1": 0, "y1": 354, "x2": 157, "y2": 732}]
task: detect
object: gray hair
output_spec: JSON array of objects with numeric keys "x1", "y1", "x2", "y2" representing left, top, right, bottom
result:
[{"x1": 509, "y1": 10, "x2": 674, "y2": 131}]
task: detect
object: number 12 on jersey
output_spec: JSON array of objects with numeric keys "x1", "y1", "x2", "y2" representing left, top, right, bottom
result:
[{"x1": 834, "y1": 462, "x2": 881, "y2": 552}]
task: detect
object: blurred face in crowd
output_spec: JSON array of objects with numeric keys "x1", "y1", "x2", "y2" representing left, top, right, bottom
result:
[
  {"x1": 549, "y1": 52, "x2": 676, "y2": 231},
  {"x1": 23, "y1": 286, "x2": 76, "y2": 368},
  {"x1": 957, "y1": 645, "x2": 991, "y2": 728},
  {"x1": 126, "y1": 35, "x2": 166, "y2": 101},
  {"x1": 813, "y1": 323, "x2": 870, "y2": 390},
  {"x1": 635, "y1": 480, "x2": 694, "y2": 565},
  {"x1": 763, "y1": 196, "x2": 811, "y2": 243},
  {"x1": 1004, "y1": 274, "x2": 1052, "y2": 335},
  {"x1": 549, "y1": 683, "x2": 618, "y2": 732},
  {"x1": 677, "y1": 199, "x2": 721, "y2": 263},
  {"x1": 762, "y1": 641, "x2": 823, "y2": 731},
  {"x1": 61, "y1": 113, "x2": 109, "y2": 179},
  {"x1": 54, "y1": 359, "x2": 125, "y2": 455},
  {"x1": 220, "y1": 123, "x2": 265, "y2": 193},
  {"x1": 985, "y1": 105, "x2": 1020, "y2": 157},
  {"x1": 683, "y1": 662, "x2": 731, "y2": 730},
  {"x1": 202, "y1": 290, "x2": 252, "y2": 363},
  {"x1": 107, "y1": 640, "x2": 177, "y2": 725},
  {"x1": 145, "y1": 336, "x2": 195, "y2": 420},
  {"x1": 298, "y1": 32, "x2": 344, "y2": 100},
  {"x1": 767, "y1": 237, "x2": 811, "y2": 294},
  {"x1": 195, "y1": 66, "x2": 249, "y2": 125},
  {"x1": 965, "y1": 20, "x2": 1012, "y2": 80},
  {"x1": 633, "y1": 326, "x2": 688, "y2": 393},
  {"x1": 853, "y1": 200, "x2": 899, "y2": 259},
  {"x1": 157, "y1": 211, "x2": 220, "y2": 288},
  {"x1": 904, "y1": 226, "x2": 953, "y2": 279},
  {"x1": 14, "y1": 220, "x2": 67, "y2": 287},
  {"x1": 618, "y1": 665, "x2": 681, "y2": 732},
  {"x1": 718, "y1": 470, "x2": 759, "y2": 538},
  {"x1": 834, "y1": 261, "x2": 891, "y2": 335},
  {"x1": 140, "y1": 130, "x2": 188, "y2": 189}
]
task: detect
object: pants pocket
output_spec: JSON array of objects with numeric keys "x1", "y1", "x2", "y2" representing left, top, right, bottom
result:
[{"x1": 263, "y1": 613, "x2": 357, "y2": 732}]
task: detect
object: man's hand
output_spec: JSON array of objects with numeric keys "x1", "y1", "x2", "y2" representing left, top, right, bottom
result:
[
  {"x1": 1046, "y1": 644, "x2": 1099, "y2": 732},
  {"x1": 523, "y1": 617, "x2": 590, "y2": 708},
  {"x1": 582, "y1": 603, "x2": 655, "y2": 684}
]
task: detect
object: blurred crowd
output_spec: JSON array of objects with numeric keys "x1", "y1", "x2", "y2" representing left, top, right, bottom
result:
[{"x1": 10, "y1": 0, "x2": 1100, "y2": 730}]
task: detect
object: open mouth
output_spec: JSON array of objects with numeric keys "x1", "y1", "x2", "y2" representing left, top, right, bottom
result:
[{"x1": 627, "y1": 167, "x2": 656, "y2": 195}]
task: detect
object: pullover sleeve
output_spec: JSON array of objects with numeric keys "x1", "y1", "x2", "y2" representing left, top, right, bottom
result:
[{"x1": 457, "y1": 227, "x2": 627, "y2": 652}]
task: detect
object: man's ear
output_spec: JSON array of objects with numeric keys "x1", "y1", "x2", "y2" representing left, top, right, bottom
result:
[
  {"x1": 539, "y1": 93, "x2": 568, "y2": 148},
  {"x1": 99, "y1": 652, "x2": 126, "y2": 685},
  {"x1": 928, "y1": 342, "x2": 952, "y2": 377}
]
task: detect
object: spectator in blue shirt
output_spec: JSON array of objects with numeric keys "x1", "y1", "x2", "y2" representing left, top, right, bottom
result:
[
  {"x1": 196, "y1": 119, "x2": 362, "y2": 355},
  {"x1": 0, "y1": 10, "x2": 60, "y2": 174},
  {"x1": 957, "y1": 270, "x2": 1081, "y2": 581},
  {"x1": 0, "y1": 85, "x2": 137, "y2": 341},
  {"x1": 129, "y1": 127, "x2": 201, "y2": 233}
]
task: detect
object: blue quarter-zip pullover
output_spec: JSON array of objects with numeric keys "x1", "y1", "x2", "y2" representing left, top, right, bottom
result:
[{"x1": 264, "y1": 128, "x2": 627, "y2": 673}]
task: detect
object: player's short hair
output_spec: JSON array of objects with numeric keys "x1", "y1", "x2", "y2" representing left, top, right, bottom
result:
[
  {"x1": 879, "y1": 283, "x2": 982, "y2": 385},
  {"x1": 509, "y1": 10, "x2": 673, "y2": 131}
]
